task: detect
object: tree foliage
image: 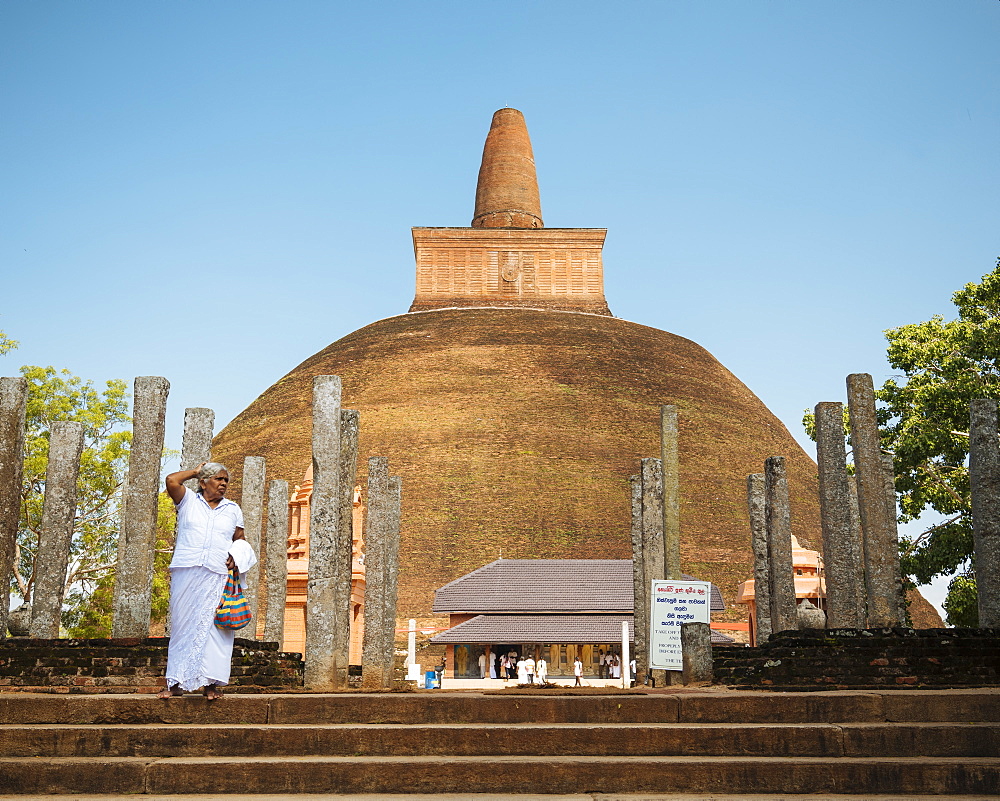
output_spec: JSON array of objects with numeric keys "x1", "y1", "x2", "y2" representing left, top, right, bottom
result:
[
  {"x1": 801, "y1": 259, "x2": 1000, "y2": 618},
  {"x1": 942, "y1": 574, "x2": 978, "y2": 628},
  {"x1": 13, "y1": 366, "x2": 132, "y2": 615},
  {"x1": 879, "y1": 259, "x2": 1000, "y2": 584}
]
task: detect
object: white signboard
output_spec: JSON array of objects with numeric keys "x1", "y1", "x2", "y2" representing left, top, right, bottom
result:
[{"x1": 649, "y1": 580, "x2": 711, "y2": 670}]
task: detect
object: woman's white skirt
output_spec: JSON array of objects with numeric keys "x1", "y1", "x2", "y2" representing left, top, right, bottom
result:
[{"x1": 165, "y1": 566, "x2": 235, "y2": 691}]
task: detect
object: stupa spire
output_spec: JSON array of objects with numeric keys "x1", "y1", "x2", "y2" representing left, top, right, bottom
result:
[{"x1": 471, "y1": 108, "x2": 544, "y2": 229}]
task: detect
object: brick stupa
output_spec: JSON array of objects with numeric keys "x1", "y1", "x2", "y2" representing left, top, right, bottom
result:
[{"x1": 213, "y1": 108, "x2": 828, "y2": 620}]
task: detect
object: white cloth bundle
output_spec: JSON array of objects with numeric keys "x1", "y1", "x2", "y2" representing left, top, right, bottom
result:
[{"x1": 228, "y1": 539, "x2": 258, "y2": 588}]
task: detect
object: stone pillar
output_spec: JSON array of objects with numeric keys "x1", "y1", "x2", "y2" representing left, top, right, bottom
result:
[
  {"x1": 362, "y1": 456, "x2": 391, "y2": 689},
  {"x1": 384, "y1": 475, "x2": 402, "y2": 682},
  {"x1": 747, "y1": 473, "x2": 771, "y2": 645},
  {"x1": 407, "y1": 618, "x2": 417, "y2": 667},
  {"x1": 764, "y1": 456, "x2": 797, "y2": 634},
  {"x1": 263, "y1": 479, "x2": 289, "y2": 645},
  {"x1": 847, "y1": 373, "x2": 904, "y2": 628},
  {"x1": 815, "y1": 401, "x2": 865, "y2": 628},
  {"x1": 112, "y1": 376, "x2": 169, "y2": 638},
  {"x1": 28, "y1": 421, "x2": 86, "y2": 638},
  {"x1": 304, "y1": 375, "x2": 342, "y2": 690},
  {"x1": 0, "y1": 377, "x2": 28, "y2": 640},
  {"x1": 180, "y1": 408, "x2": 214, "y2": 491},
  {"x1": 629, "y1": 473, "x2": 648, "y2": 686},
  {"x1": 681, "y1": 622, "x2": 713, "y2": 685},
  {"x1": 970, "y1": 399, "x2": 1000, "y2": 628},
  {"x1": 241, "y1": 456, "x2": 266, "y2": 631},
  {"x1": 335, "y1": 410, "x2": 360, "y2": 675},
  {"x1": 640, "y1": 458, "x2": 669, "y2": 685},
  {"x1": 661, "y1": 405, "x2": 682, "y2": 580}
]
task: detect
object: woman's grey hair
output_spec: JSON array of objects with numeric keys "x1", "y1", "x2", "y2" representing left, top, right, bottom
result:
[{"x1": 197, "y1": 462, "x2": 228, "y2": 482}]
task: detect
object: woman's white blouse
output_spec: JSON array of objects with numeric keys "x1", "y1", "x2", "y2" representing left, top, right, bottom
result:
[{"x1": 169, "y1": 488, "x2": 244, "y2": 574}]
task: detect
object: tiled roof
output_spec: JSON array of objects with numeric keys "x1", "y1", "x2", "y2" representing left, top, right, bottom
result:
[
  {"x1": 432, "y1": 559, "x2": 725, "y2": 613},
  {"x1": 430, "y1": 613, "x2": 735, "y2": 645}
]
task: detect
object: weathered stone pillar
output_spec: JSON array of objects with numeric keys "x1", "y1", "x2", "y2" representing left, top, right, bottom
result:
[
  {"x1": 263, "y1": 479, "x2": 289, "y2": 645},
  {"x1": 629, "y1": 473, "x2": 648, "y2": 686},
  {"x1": 815, "y1": 401, "x2": 865, "y2": 628},
  {"x1": 112, "y1": 376, "x2": 169, "y2": 638},
  {"x1": 241, "y1": 456, "x2": 266, "y2": 631},
  {"x1": 304, "y1": 375, "x2": 342, "y2": 690},
  {"x1": 640, "y1": 457, "x2": 669, "y2": 685},
  {"x1": 661, "y1": 405, "x2": 682, "y2": 580},
  {"x1": 764, "y1": 456, "x2": 797, "y2": 634},
  {"x1": 747, "y1": 473, "x2": 771, "y2": 645},
  {"x1": 0, "y1": 377, "x2": 28, "y2": 640},
  {"x1": 383, "y1": 474, "x2": 402, "y2": 682},
  {"x1": 180, "y1": 408, "x2": 214, "y2": 491},
  {"x1": 29, "y1": 421, "x2": 86, "y2": 638},
  {"x1": 847, "y1": 373, "x2": 904, "y2": 627},
  {"x1": 970, "y1": 399, "x2": 1000, "y2": 628},
  {"x1": 334, "y1": 410, "x2": 360, "y2": 675},
  {"x1": 681, "y1": 622, "x2": 713, "y2": 685},
  {"x1": 362, "y1": 456, "x2": 392, "y2": 689}
]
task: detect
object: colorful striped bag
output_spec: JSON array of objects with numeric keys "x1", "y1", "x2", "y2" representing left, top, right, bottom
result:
[{"x1": 214, "y1": 566, "x2": 252, "y2": 630}]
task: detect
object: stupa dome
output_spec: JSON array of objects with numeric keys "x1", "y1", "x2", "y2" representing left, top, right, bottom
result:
[
  {"x1": 212, "y1": 109, "x2": 823, "y2": 617},
  {"x1": 213, "y1": 306, "x2": 821, "y2": 615}
]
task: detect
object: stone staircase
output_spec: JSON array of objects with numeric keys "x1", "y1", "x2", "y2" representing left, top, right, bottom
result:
[{"x1": 0, "y1": 688, "x2": 998, "y2": 797}]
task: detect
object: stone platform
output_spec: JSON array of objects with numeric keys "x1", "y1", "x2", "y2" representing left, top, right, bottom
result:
[{"x1": 0, "y1": 688, "x2": 997, "y2": 796}]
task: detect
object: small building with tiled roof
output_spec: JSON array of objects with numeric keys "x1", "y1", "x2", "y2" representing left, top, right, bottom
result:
[{"x1": 431, "y1": 559, "x2": 728, "y2": 679}]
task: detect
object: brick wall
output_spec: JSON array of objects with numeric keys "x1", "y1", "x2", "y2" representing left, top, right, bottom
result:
[
  {"x1": 0, "y1": 637, "x2": 303, "y2": 693},
  {"x1": 714, "y1": 628, "x2": 1000, "y2": 690}
]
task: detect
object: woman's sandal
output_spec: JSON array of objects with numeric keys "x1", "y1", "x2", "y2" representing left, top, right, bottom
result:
[{"x1": 203, "y1": 684, "x2": 224, "y2": 701}]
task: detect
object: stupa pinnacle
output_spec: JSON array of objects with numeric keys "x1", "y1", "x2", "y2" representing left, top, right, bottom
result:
[
  {"x1": 472, "y1": 108, "x2": 544, "y2": 229},
  {"x1": 409, "y1": 108, "x2": 611, "y2": 316}
]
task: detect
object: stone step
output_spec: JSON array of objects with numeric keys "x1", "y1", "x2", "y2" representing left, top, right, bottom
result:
[
  {"x1": 3, "y1": 722, "x2": 999, "y2": 759},
  {"x1": 1, "y1": 795, "x2": 997, "y2": 801},
  {"x1": 1, "y1": 755, "x2": 998, "y2": 796},
  {"x1": 3, "y1": 689, "x2": 998, "y2": 725}
]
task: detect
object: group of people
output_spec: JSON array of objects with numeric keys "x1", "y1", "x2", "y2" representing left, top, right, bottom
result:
[
  {"x1": 598, "y1": 649, "x2": 624, "y2": 679},
  {"x1": 479, "y1": 650, "x2": 550, "y2": 684}
]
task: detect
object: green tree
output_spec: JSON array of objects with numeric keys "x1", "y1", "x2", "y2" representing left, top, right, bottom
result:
[
  {"x1": 804, "y1": 259, "x2": 1000, "y2": 619},
  {"x1": 13, "y1": 366, "x2": 132, "y2": 625},
  {"x1": 942, "y1": 574, "x2": 978, "y2": 627},
  {"x1": 879, "y1": 259, "x2": 1000, "y2": 591},
  {"x1": 0, "y1": 328, "x2": 17, "y2": 356}
]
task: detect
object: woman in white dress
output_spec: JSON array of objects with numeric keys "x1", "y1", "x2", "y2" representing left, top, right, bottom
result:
[
  {"x1": 158, "y1": 462, "x2": 246, "y2": 701},
  {"x1": 516, "y1": 656, "x2": 528, "y2": 684},
  {"x1": 536, "y1": 657, "x2": 548, "y2": 684}
]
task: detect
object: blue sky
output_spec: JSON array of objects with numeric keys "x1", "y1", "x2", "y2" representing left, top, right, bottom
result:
[{"x1": 3, "y1": 2, "x2": 998, "y2": 613}]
